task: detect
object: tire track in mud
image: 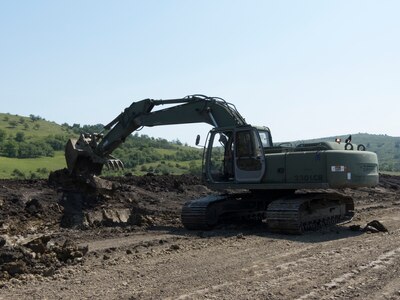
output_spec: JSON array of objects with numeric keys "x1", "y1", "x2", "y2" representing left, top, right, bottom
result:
[
  {"x1": 81, "y1": 231, "x2": 183, "y2": 252},
  {"x1": 167, "y1": 205, "x2": 400, "y2": 299},
  {"x1": 244, "y1": 231, "x2": 400, "y2": 299},
  {"x1": 297, "y1": 244, "x2": 400, "y2": 299},
  {"x1": 1, "y1": 229, "x2": 398, "y2": 300},
  {"x1": 164, "y1": 242, "x2": 318, "y2": 300},
  {"x1": 168, "y1": 230, "x2": 399, "y2": 300},
  {"x1": 160, "y1": 240, "x2": 349, "y2": 298}
]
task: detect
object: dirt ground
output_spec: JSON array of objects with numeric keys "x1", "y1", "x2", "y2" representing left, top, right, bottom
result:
[{"x1": 0, "y1": 172, "x2": 399, "y2": 300}]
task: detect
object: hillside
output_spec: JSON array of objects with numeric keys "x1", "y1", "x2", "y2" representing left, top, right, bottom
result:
[
  {"x1": 0, "y1": 112, "x2": 399, "y2": 179},
  {"x1": 0, "y1": 113, "x2": 72, "y2": 138},
  {"x1": 0, "y1": 113, "x2": 202, "y2": 179}
]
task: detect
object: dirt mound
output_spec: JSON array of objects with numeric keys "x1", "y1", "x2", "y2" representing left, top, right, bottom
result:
[
  {"x1": 0, "y1": 173, "x2": 209, "y2": 281},
  {"x1": 1, "y1": 173, "x2": 397, "y2": 236},
  {"x1": 0, "y1": 235, "x2": 88, "y2": 279},
  {"x1": 1, "y1": 172, "x2": 210, "y2": 236},
  {"x1": 378, "y1": 173, "x2": 400, "y2": 190}
]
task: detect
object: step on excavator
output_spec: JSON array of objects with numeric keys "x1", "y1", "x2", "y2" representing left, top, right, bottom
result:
[{"x1": 64, "y1": 95, "x2": 379, "y2": 234}]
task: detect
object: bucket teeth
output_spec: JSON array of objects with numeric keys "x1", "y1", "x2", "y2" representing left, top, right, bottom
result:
[{"x1": 106, "y1": 159, "x2": 124, "y2": 171}]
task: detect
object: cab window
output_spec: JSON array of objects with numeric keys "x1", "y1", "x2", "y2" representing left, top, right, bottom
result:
[{"x1": 258, "y1": 131, "x2": 272, "y2": 147}]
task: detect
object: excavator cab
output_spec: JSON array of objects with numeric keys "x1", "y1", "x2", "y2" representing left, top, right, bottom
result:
[{"x1": 204, "y1": 126, "x2": 271, "y2": 184}]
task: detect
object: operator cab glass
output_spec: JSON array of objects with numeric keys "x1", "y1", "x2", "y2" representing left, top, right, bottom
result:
[
  {"x1": 258, "y1": 131, "x2": 272, "y2": 147},
  {"x1": 205, "y1": 126, "x2": 266, "y2": 184}
]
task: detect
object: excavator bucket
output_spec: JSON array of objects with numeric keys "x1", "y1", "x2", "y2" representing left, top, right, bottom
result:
[
  {"x1": 65, "y1": 137, "x2": 103, "y2": 175},
  {"x1": 65, "y1": 138, "x2": 79, "y2": 174},
  {"x1": 65, "y1": 136, "x2": 123, "y2": 176}
]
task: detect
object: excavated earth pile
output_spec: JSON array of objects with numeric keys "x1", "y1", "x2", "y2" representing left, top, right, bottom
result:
[{"x1": 0, "y1": 173, "x2": 399, "y2": 299}]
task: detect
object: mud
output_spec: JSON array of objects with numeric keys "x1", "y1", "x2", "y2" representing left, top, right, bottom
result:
[{"x1": 0, "y1": 173, "x2": 399, "y2": 299}]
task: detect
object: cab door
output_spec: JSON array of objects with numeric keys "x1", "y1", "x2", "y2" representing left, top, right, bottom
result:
[{"x1": 234, "y1": 128, "x2": 266, "y2": 183}]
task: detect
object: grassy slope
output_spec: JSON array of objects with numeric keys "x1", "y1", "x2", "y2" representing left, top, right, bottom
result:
[
  {"x1": 0, "y1": 113, "x2": 71, "y2": 139},
  {"x1": 0, "y1": 113, "x2": 73, "y2": 178}
]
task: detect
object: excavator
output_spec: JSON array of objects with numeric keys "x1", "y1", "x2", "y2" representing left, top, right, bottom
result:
[{"x1": 65, "y1": 94, "x2": 379, "y2": 233}]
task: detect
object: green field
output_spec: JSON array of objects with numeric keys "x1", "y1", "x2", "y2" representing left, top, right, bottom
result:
[
  {"x1": 0, "y1": 147, "x2": 203, "y2": 179},
  {"x1": 0, "y1": 151, "x2": 65, "y2": 179}
]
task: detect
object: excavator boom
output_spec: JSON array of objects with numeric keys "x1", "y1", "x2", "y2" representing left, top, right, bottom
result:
[{"x1": 65, "y1": 94, "x2": 247, "y2": 175}]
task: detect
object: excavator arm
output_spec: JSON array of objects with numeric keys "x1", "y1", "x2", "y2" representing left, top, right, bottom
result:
[{"x1": 65, "y1": 94, "x2": 247, "y2": 175}]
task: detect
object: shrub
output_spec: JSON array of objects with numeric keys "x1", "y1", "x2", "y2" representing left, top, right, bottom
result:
[
  {"x1": 15, "y1": 132, "x2": 25, "y2": 142},
  {"x1": 3, "y1": 141, "x2": 18, "y2": 157},
  {"x1": 12, "y1": 169, "x2": 25, "y2": 179}
]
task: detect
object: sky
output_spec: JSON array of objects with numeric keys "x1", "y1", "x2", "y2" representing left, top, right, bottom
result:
[{"x1": 1, "y1": 0, "x2": 399, "y2": 145}]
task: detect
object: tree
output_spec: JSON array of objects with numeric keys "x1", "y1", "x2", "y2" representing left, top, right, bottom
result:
[
  {"x1": 45, "y1": 135, "x2": 67, "y2": 150},
  {"x1": 29, "y1": 114, "x2": 43, "y2": 122},
  {"x1": 15, "y1": 132, "x2": 25, "y2": 142},
  {"x1": 17, "y1": 141, "x2": 54, "y2": 158},
  {"x1": 0, "y1": 129, "x2": 6, "y2": 143},
  {"x1": 174, "y1": 139, "x2": 183, "y2": 146},
  {"x1": 3, "y1": 141, "x2": 18, "y2": 157}
]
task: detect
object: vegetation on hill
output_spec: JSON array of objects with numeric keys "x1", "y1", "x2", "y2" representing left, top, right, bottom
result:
[
  {"x1": 0, "y1": 113, "x2": 202, "y2": 179},
  {"x1": 0, "y1": 112, "x2": 398, "y2": 179}
]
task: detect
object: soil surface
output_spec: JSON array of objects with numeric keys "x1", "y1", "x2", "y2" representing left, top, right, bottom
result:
[{"x1": 0, "y1": 172, "x2": 399, "y2": 299}]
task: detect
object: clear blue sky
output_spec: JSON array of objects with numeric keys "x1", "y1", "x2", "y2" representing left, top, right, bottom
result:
[{"x1": 1, "y1": 1, "x2": 399, "y2": 144}]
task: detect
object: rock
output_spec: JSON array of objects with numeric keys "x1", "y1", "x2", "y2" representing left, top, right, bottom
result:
[
  {"x1": 349, "y1": 225, "x2": 361, "y2": 231},
  {"x1": 24, "y1": 235, "x2": 51, "y2": 254},
  {"x1": 364, "y1": 225, "x2": 379, "y2": 233},
  {"x1": 363, "y1": 220, "x2": 388, "y2": 233},
  {"x1": 43, "y1": 267, "x2": 55, "y2": 277},
  {"x1": 53, "y1": 239, "x2": 88, "y2": 262},
  {"x1": 0, "y1": 236, "x2": 6, "y2": 248},
  {"x1": 25, "y1": 198, "x2": 43, "y2": 215},
  {"x1": 2, "y1": 261, "x2": 28, "y2": 276},
  {"x1": 236, "y1": 233, "x2": 245, "y2": 239},
  {"x1": 170, "y1": 244, "x2": 180, "y2": 250},
  {"x1": 0, "y1": 247, "x2": 24, "y2": 264}
]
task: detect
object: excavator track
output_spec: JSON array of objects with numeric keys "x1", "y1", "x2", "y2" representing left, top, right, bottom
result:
[
  {"x1": 181, "y1": 195, "x2": 227, "y2": 230},
  {"x1": 182, "y1": 191, "x2": 354, "y2": 234},
  {"x1": 181, "y1": 194, "x2": 267, "y2": 230},
  {"x1": 266, "y1": 192, "x2": 354, "y2": 234}
]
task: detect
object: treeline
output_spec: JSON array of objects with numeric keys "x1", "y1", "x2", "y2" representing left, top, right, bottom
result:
[
  {"x1": 0, "y1": 130, "x2": 66, "y2": 158},
  {"x1": 0, "y1": 121, "x2": 202, "y2": 168},
  {"x1": 113, "y1": 133, "x2": 201, "y2": 169},
  {"x1": 0, "y1": 121, "x2": 111, "y2": 159},
  {"x1": 0, "y1": 113, "x2": 64, "y2": 158}
]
